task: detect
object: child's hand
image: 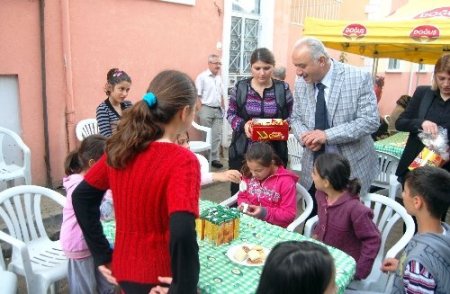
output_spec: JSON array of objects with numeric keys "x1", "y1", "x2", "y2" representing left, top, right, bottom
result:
[
  {"x1": 381, "y1": 258, "x2": 399, "y2": 273},
  {"x1": 149, "y1": 276, "x2": 172, "y2": 294},
  {"x1": 238, "y1": 203, "x2": 249, "y2": 213},
  {"x1": 245, "y1": 205, "x2": 266, "y2": 219},
  {"x1": 98, "y1": 263, "x2": 118, "y2": 285},
  {"x1": 214, "y1": 170, "x2": 242, "y2": 183}
]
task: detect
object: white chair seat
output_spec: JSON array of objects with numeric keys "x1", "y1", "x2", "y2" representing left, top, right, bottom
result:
[{"x1": 0, "y1": 185, "x2": 68, "y2": 294}]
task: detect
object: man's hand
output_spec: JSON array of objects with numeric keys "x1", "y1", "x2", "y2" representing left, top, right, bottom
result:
[
  {"x1": 300, "y1": 130, "x2": 327, "y2": 151},
  {"x1": 381, "y1": 258, "x2": 399, "y2": 273},
  {"x1": 98, "y1": 264, "x2": 118, "y2": 285}
]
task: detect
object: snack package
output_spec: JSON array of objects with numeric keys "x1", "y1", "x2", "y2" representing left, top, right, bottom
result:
[
  {"x1": 408, "y1": 127, "x2": 449, "y2": 170},
  {"x1": 251, "y1": 118, "x2": 289, "y2": 141}
]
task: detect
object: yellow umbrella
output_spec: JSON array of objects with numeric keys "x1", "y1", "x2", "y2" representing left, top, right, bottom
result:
[{"x1": 303, "y1": 1, "x2": 450, "y2": 64}]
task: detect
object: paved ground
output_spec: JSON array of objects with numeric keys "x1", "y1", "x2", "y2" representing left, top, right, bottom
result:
[{"x1": 4, "y1": 149, "x2": 449, "y2": 293}]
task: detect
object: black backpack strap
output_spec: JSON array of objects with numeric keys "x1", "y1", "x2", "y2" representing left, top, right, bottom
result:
[
  {"x1": 236, "y1": 78, "x2": 251, "y2": 121},
  {"x1": 273, "y1": 80, "x2": 287, "y2": 119},
  {"x1": 418, "y1": 86, "x2": 435, "y2": 120}
]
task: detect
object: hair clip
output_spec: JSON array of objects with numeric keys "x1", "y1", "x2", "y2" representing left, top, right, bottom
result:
[
  {"x1": 143, "y1": 92, "x2": 157, "y2": 107},
  {"x1": 113, "y1": 71, "x2": 123, "y2": 78}
]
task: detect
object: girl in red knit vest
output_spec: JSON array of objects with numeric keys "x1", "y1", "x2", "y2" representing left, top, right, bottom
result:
[{"x1": 72, "y1": 70, "x2": 200, "y2": 294}]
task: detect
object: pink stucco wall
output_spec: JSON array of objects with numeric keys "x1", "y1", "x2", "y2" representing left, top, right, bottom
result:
[
  {"x1": 1, "y1": 0, "x2": 47, "y2": 185},
  {"x1": 1, "y1": 0, "x2": 224, "y2": 187}
]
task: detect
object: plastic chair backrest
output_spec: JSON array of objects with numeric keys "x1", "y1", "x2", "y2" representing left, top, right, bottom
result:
[
  {"x1": 373, "y1": 151, "x2": 399, "y2": 190},
  {"x1": 75, "y1": 118, "x2": 99, "y2": 141},
  {"x1": 286, "y1": 183, "x2": 313, "y2": 232},
  {"x1": 0, "y1": 126, "x2": 32, "y2": 185},
  {"x1": 190, "y1": 121, "x2": 212, "y2": 166},
  {"x1": 192, "y1": 121, "x2": 212, "y2": 146},
  {"x1": 349, "y1": 193, "x2": 415, "y2": 292},
  {"x1": 0, "y1": 185, "x2": 67, "y2": 293},
  {"x1": 287, "y1": 134, "x2": 302, "y2": 171}
]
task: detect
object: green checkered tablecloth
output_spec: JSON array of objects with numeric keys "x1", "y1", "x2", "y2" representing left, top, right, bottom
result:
[
  {"x1": 102, "y1": 200, "x2": 356, "y2": 294},
  {"x1": 374, "y1": 132, "x2": 409, "y2": 159}
]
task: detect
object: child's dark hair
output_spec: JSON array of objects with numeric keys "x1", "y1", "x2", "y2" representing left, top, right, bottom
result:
[
  {"x1": 314, "y1": 153, "x2": 361, "y2": 195},
  {"x1": 241, "y1": 142, "x2": 283, "y2": 178},
  {"x1": 106, "y1": 70, "x2": 197, "y2": 169},
  {"x1": 104, "y1": 68, "x2": 132, "y2": 96},
  {"x1": 256, "y1": 241, "x2": 335, "y2": 294},
  {"x1": 250, "y1": 48, "x2": 275, "y2": 66},
  {"x1": 404, "y1": 166, "x2": 450, "y2": 219},
  {"x1": 64, "y1": 134, "x2": 107, "y2": 175}
]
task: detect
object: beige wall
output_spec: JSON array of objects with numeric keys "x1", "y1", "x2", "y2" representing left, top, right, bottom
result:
[{"x1": 1, "y1": 0, "x2": 224, "y2": 187}]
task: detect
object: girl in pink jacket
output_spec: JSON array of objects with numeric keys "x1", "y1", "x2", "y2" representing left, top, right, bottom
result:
[
  {"x1": 60, "y1": 134, "x2": 116, "y2": 294},
  {"x1": 238, "y1": 142, "x2": 299, "y2": 227}
]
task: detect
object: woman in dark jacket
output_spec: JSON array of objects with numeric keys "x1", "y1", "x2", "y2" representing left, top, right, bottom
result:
[{"x1": 395, "y1": 54, "x2": 450, "y2": 221}]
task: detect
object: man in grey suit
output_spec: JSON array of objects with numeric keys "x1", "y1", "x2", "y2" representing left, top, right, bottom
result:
[{"x1": 290, "y1": 37, "x2": 379, "y2": 213}]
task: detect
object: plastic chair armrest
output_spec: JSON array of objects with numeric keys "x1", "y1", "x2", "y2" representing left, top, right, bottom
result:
[{"x1": 303, "y1": 215, "x2": 319, "y2": 238}]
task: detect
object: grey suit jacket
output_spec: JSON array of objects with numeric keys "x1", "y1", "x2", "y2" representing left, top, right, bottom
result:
[{"x1": 291, "y1": 60, "x2": 380, "y2": 194}]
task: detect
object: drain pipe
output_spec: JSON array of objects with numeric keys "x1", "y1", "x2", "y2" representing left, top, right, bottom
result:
[
  {"x1": 39, "y1": 0, "x2": 53, "y2": 187},
  {"x1": 61, "y1": 0, "x2": 77, "y2": 152}
]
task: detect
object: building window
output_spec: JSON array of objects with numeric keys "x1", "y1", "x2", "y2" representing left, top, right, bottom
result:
[
  {"x1": 388, "y1": 59, "x2": 400, "y2": 70},
  {"x1": 290, "y1": 0, "x2": 342, "y2": 25},
  {"x1": 417, "y1": 63, "x2": 425, "y2": 72},
  {"x1": 229, "y1": 0, "x2": 260, "y2": 81}
]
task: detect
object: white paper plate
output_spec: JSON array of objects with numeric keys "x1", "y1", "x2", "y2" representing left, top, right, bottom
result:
[{"x1": 226, "y1": 244, "x2": 270, "y2": 267}]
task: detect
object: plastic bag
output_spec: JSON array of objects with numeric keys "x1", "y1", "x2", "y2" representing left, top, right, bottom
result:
[
  {"x1": 408, "y1": 127, "x2": 449, "y2": 170},
  {"x1": 100, "y1": 190, "x2": 115, "y2": 221}
]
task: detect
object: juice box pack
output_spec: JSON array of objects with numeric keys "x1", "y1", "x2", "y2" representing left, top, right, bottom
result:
[
  {"x1": 251, "y1": 118, "x2": 289, "y2": 141},
  {"x1": 196, "y1": 205, "x2": 240, "y2": 246},
  {"x1": 408, "y1": 147, "x2": 446, "y2": 170}
]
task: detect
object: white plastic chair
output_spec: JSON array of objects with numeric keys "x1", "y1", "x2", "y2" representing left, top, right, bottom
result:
[
  {"x1": 304, "y1": 193, "x2": 415, "y2": 293},
  {"x1": 286, "y1": 184, "x2": 314, "y2": 232},
  {"x1": 372, "y1": 151, "x2": 399, "y2": 190},
  {"x1": 0, "y1": 126, "x2": 32, "y2": 188},
  {"x1": 190, "y1": 121, "x2": 212, "y2": 167},
  {"x1": 0, "y1": 185, "x2": 68, "y2": 294},
  {"x1": 75, "y1": 118, "x2": 99, "y2": 141},
  {"x1": 287, "y1": 134, "x2": 303, "y2": 171},
  {"x1": 0, "y1": 244, "x2": 18, "y2": 294},
  {"x1": 220, "y1": 184, "x2": 311, "y2": 231}
]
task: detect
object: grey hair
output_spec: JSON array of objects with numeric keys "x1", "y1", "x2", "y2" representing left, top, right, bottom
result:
[
  {"x1": 208, "y1": 54, "x2": 220, "y2": 62},
  {"x1": 273, "y1": 66, "x2": 286, "y2": 80},
  {"x1": 294, "y1": 37, "x2": 330, "y2": 62}
]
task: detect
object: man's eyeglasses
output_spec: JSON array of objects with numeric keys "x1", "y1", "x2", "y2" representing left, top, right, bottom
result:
[{"x1": 209, "y1": 62, "x2": 222, "y2": 65}]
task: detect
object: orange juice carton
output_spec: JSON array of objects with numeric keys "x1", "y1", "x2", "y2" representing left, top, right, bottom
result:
[
  {"x1": 251, "y1": 118, "x2": 289, "y2": 141},
  {"x1": 197, "y1": 205, "x2": 240, "y2": 245}
]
